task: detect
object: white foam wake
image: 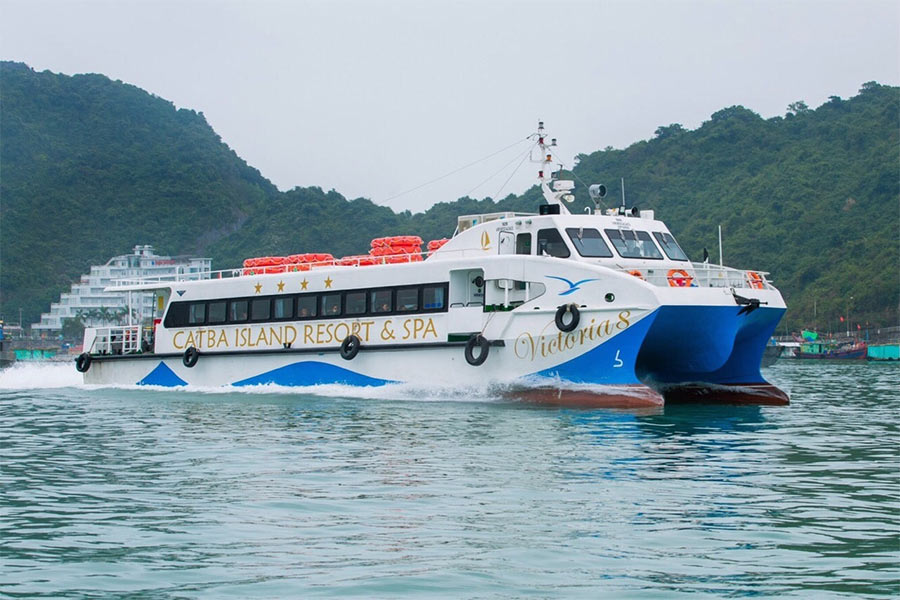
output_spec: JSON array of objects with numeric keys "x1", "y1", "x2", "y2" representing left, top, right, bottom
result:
[
  {"x1": 0, "y1": 361, "x2": 654, "y2": 408},
  {"x1": 0, "y1": 361, "x2": 82, "y2": 390}
]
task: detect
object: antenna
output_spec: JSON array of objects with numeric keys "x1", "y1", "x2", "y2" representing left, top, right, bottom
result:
[
  {"x1": 532, "y1": 121, "x2": 571, "y2": 214},
  {"x1": 718, "y1": 225, "x2": 723, "y2": 266},
  {"x1": 620, "y1": 177, "x2": 626, "y2": 209}
]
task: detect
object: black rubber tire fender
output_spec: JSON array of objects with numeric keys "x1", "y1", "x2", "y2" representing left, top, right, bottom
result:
[
  {"x1": 464, "y1": 334, "x2": 490, "y2": 366},
  {"x1": 340, "y1": 335, "x2": 361, "y2": 360},
  {"x1": 182, "y1": 346, "x2": 200, "y2": 368},
  {"x1": 75, "y1": 352, "x2": 92, "y2": 373},
  {"x1": 555, "y1": 304, "x2": 580, "y2": 333}
]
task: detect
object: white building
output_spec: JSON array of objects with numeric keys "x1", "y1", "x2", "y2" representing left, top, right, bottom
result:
[{"x1": 33, "y1": 245, "x2": 211, "y2": 331}]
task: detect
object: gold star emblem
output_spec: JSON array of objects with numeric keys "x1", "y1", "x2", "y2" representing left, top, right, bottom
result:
[
  {"x1": 300, "y1": 278, "x2": 309, "y2": 291},
  {"x1": 324, "y1": 277, "x2": 333, "y2": 289},
  {"x1": 277, "y1": 280, "x2": 285, "y2": 292},
  {"x1": 254, "y1": 283, "x2": 262, "y2": 294}
]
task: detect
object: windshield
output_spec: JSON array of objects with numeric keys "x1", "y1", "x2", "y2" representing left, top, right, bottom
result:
[
  {"x1": 566, "y1": 228, "x2": 613, "y2": 258},
  {"x1": 653, "y1": 231, "x2": 688, "y2": 261},
  {"x1": 604, "y1": 229, "x2": 663, "y2": 259},
  {"x1": 537, "y1": 228, "x2": 571, "y2": 258}
]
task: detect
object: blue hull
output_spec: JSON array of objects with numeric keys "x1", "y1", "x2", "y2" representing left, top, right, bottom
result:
[{"x1": 636, "y1": 305, "x2": 788, "y2": 403}]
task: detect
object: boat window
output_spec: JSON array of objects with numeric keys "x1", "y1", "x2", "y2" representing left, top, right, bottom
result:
[
  {"x1": 159, "y1": 283, "x2": 450, "y2": 329},
  {"x1": 321, "y1": 293, "x2": 342, "y2": 316},
  {"x1": 273, "y1": 296, "x2": 294, "y2": 320},
  {"x1": 251, "y1": 298, "x2": 271, "y2": 321},
  {"x1": 188, "y1": 303, "x2": 206, "y2": 325},
  {"x1": 208, "y1": 301, "x2": 227, "y2": 324},
  {"x1": 345, "y1": 291, "x2": 367, "y2": 315},
  {"x1": 652, "y1": 232, "x2": 688, "y2": 261},
  {"x1": 516, "y1": 233, "x2": 532, "y2": 255},
  {"x1": 396, "y1": 287, "x2": 419, "y2": 312},
  {"x1": 230, "y1": 300, "x2": 249, "y2": 322},
  {"x1": 163, "y1": 302, "x2": 188, "y2": 328},
  {"x1": 566, "y1": 228, "x2": 613, "y2": 258},
  {"x1": 371, "y1": 290, "x2": 392, "y2": 314},
  {"x1": 297, "y1": 295, "x2": 317, "y2": 318},
  {"x1": 423, "y1": 285, "x2": 446, "y2": 310},
  {"x1": 604, "y1": 229, "x2": 663, "y2": 259},
  {"x1": 537, "y1": 229, "x2": 570, "y2": 258}
]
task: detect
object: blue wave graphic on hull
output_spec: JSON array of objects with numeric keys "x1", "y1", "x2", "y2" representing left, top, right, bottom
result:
[
  {"x1": 530, "y1": 311, "x2": 658, "y2": 385},
  {"x1": 138, "y1": 362, "x2": 188, "y2": 387},
  {"x1": 232, "y1": 361, "x2": 394, "y2": 387}
]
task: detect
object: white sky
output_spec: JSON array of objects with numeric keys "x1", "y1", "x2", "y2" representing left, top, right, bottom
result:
[{"x1": 2, "y1": 0, "x2": 898, "y2": 212}]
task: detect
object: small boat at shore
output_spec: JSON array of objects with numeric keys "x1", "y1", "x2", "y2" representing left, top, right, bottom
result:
[
  {"x1": 793, "y1": 331, "x2": 867, "y2": 360},
  {"x1": 76, "y1": 124, "x2": 789, "y2": 407}
]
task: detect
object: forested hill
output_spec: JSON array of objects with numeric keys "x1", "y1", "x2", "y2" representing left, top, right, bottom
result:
[
  {"x1": 1, "y1": 61, "x2": 897, "y2": 330},
  {"x1": 0, "y1": 61, "x2": 277, "y2": 326}
]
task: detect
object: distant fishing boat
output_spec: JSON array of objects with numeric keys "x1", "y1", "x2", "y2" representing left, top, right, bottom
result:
[
  {"x1": 75, "y1": 123, "x2": 789, "y2": 406},
  {"x1": 793, "y1": 331, "x2": 867, "y2": 360}
]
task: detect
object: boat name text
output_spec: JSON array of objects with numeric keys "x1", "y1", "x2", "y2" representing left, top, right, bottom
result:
[
  {"x1": 170, "y1": 317, "x2": 439, "y2": 350},
  {"x1": 514, "y1": 310, "x2": 632, "y2": 361}
]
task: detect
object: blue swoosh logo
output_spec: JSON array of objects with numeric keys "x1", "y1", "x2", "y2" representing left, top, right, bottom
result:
[{"x1": 546, "y1": 275, "x2": 599, "y2": 296}]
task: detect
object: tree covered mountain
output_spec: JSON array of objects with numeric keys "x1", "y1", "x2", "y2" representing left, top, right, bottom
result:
[
  {"x1": 1, "y1": 61, "x2": 897, "y2": 331},
  {"x1": 1, "y1": 61, "x2": 276, "y2": 326}
]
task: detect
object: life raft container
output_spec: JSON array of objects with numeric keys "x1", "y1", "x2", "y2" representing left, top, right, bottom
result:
[
  {"x1": 427, "y1": 238, "x2": 450, "y2": 252},
  {"x1": 370, "y1": 245, "x2": 420, "y2": 256},
  {"x1": 747, "y1": 271, "x2": 765, "y2": 289},
  {"x1": 371, "y1": 235, "x2": 423, "y2": 249},
  {"x1": 339, "y1": 255, "x2": 378, "y2": 267},
  {"x1": 243, "y1": 256, "x2": 287, "y2": 268},
  {"x1": 382, "y1": 254, "x2": 423, "y2": 264}
]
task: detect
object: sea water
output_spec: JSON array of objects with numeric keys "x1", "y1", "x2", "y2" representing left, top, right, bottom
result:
[{"x1": 0, "y1": 361, "x2": 897, "y2": 598}]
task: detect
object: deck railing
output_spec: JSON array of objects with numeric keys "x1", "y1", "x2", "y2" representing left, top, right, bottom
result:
[
  {"x1": 86, "y1": 325, "x2": 144, "y2": 355},
  {"x1": 613, "y1": 263, "x2": 772, "y2": 289}
]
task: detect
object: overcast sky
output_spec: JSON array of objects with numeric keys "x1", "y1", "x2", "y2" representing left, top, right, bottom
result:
[{"x1": 2, "y1": 0, "x2": 898, "y2": 212}]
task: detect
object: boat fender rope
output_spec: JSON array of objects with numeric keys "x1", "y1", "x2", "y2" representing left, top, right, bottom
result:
[
  {"x1": 182, "y1": 346, "x2": 200, "y2": 368},
  {"x1": 464, "y1": 334, "x2": 490, "y2": 366},
  {"x1": 667, "y1": 269, "x2": 693, "y2": 287},
  {"x1": 555, "y1": 304, "x2": 580, "y2": 332},
  {"x1": 340, "y1": 335, "x2": 361, "y2": 360},
  {"x1": 75, "y1": 352, "x2": 92, "y2": 373}
]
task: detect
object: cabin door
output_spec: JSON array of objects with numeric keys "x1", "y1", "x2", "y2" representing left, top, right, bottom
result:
[
  {"x1": 447, "y1": 268, "x2": 485, "y2": 335},
  {"x1": 498, "y1": 229, "x2": 515, "y2": 255}
]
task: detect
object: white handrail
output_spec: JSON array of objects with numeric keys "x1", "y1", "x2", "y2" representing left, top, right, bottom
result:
[{"x1": 88, "y1": 325, "x2": 144, "y2": 355}]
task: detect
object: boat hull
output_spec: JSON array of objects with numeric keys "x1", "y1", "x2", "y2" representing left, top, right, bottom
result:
[
  {"x1": 81, "y1": 308, "x2": 663, "y2": 407},
  {"x1": 636, "y1": 305, "x2": 789, "y2": 404}
]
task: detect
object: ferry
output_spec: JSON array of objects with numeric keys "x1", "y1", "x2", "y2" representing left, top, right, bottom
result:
[{"x1": 76, "y1": 125, "x2": 789, "y2": 407}]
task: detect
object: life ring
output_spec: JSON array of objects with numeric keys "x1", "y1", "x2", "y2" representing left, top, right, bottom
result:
[
  {"x1": 182, "y1": 346, "x2": 200, "y2": 368},
  {"x1": 628, "y1": 269, "x2": 645, "y2": 280},
  {"x1": 340, "y1": 335, "x2": 361, "y2": 360},
  {"x1": 555, "y1": 304, "x2": 580, "y2": 332},
  {"x1": 464, "y1": 334, "x2": 490, "y2": 366},
  {"x1": 75, "y1": 352, "x2": 92, "y2": 373},
  {"x1": 667, "y1": 268, "x2": 693, "y2": 287},
  {"x1": 747, "y1": 271, "x2": 765, "y2": 289}
]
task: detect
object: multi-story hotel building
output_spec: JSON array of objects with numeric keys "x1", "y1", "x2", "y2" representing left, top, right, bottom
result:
[{"x1": 33, "y1": 245, "x2": 211, "y2": 331}]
